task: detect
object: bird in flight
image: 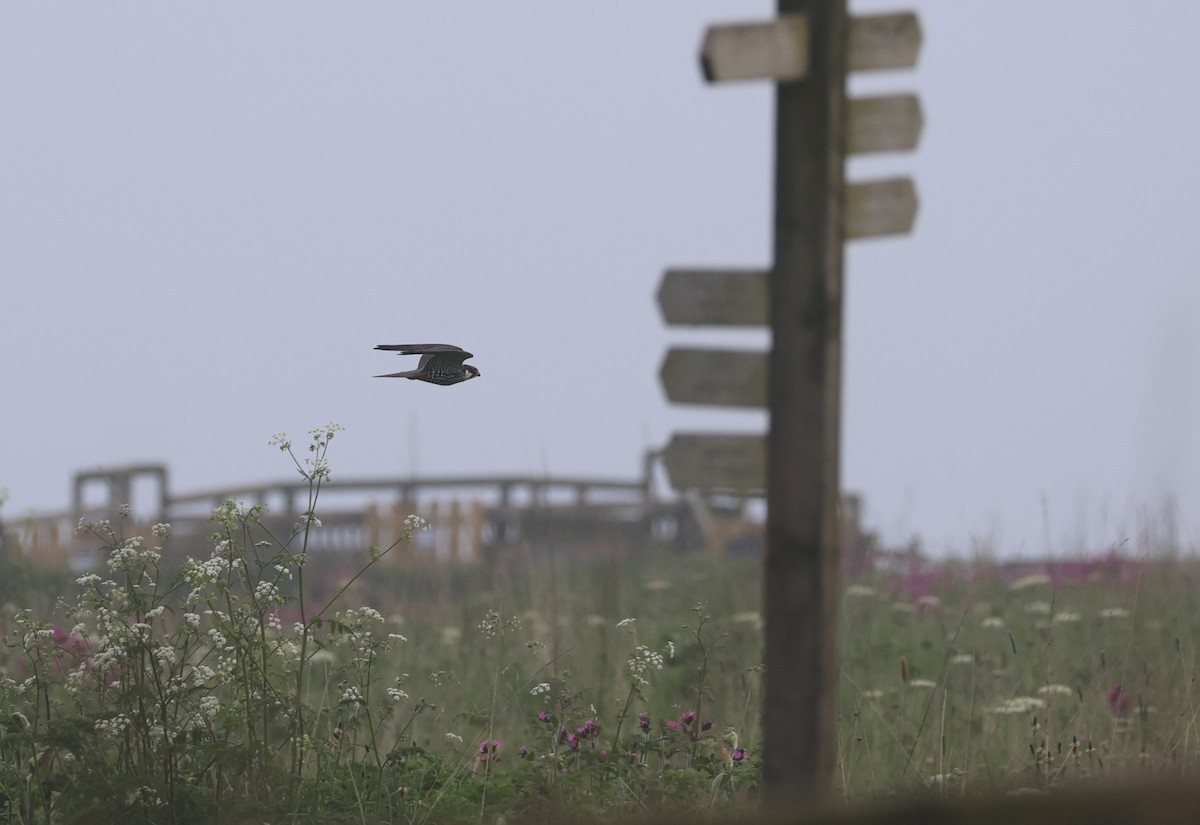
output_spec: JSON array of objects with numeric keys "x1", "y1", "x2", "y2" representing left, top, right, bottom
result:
[{"x1": 374, "y1": 344, "x2": 481, "y2": 385}]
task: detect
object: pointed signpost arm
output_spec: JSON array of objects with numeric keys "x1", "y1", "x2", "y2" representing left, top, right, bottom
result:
[{"x1": 763, "y1": 0, "x2": 846, "y2": 805}]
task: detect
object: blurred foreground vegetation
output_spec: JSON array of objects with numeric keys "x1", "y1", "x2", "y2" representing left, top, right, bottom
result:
[{"x1": 1, "y1": 428, "x2": 1198, "y2": 822}]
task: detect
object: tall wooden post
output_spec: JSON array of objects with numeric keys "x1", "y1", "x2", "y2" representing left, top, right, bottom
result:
[
  {"x1": 665, "y1": 2, "x2": 919, "y2": 802},
  {"x1": 763, "y1": 0, "x2": 847, "y2": 805}
]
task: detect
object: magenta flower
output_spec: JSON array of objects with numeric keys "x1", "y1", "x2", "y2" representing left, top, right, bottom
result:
[
  {"x1": 1106, "y1": 683, "x2": 1132, "y2": 717},
  {"x1": 638, "y1": 711, "x2": 651, "y2": 732},
  {"x1": 478, "y1": 739, "x2": 501, "y2": 762},
  {"x1": 664, "y1": 719, "x2": 682, "y2": 732},
  {"x1": 537, "y1": 711, "x2": 551, "y2": 723},
  {"x1": 680, "y1": 710, "x2": 696, "y2": 727},
  {"x1": 732, "y1": 748, "x2": 748, "y2": 762}
]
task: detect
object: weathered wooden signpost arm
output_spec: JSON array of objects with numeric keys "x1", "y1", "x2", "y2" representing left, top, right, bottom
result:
[{"x1": 763, "y1": 0, "x2": 846, "y2": 805}]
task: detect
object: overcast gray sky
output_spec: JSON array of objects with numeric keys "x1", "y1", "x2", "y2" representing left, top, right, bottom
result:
[{"x1": 3, "y1": 2, "x2": 1198, "y2": 557}]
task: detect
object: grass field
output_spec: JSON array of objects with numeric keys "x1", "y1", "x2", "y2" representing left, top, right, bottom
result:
[
  {"x1": 837, "y1": 551, "x2": 1200, "y2": 797},
  {"x1": 2, "y1": 427, "x2": 1197, "y2": 823}
]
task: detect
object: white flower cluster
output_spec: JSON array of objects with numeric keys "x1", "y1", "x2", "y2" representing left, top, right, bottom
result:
[
  {"x1": 477, "y1": 609, "x2": 520, "y2": 640},
  {"x1": 479, "y1": 609, "x2": 501, "y2": 639},
  {"x1": 183, "y1": 555, "x2": 231, "y2": 588},
  {"x1": 133, "y1": 785, "x2": 163, "y2": 807},
  {"x1": 96, "y1": 714, "x2": 132, "y2": 737},
  {"x1": 335, "y1": 606, "x2": 398, "y2": 664},
  {"x1": 106, "y1": 536, "x2": 161, "y2": 574},
  {"x1": 254, "y1": 580, "x2": 282, "y2": 605},
  {"x1": 627, "y1": 645, "x2": 666, "y2": 686},
  {"x1": 191, "y1": 664, "x2": 216, "y2": 688},
  {"x1": 25, "y1": 628, "x2": 55, "y2": 647},
  {"x1": 198, "y1": 694, "x2": 220, "y2": 719},
  {"x1": 90, "y1": 642, "x2": 124, "y2": 676}
]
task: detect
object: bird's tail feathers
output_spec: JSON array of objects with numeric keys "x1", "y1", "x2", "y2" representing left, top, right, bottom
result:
[{"x1": 374, "y1": 370, "x2": 420, "y2": 379}]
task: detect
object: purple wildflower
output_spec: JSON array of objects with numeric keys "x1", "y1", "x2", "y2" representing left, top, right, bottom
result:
[
  {"x1": 519, "y1": 745, "x2": 528, "y2": 759},
  {"x1": 664, "y1": 719, "x2": 682, "y2": 732},
  {"x1": 680, "y1": 710, "x2": 697, "y2": 727},
  {"x1": 732, "y1": 748, "x2": 748, "y2": 762},
  {"x1": 1106, "y1": 683, "x2": 1132, "y2": 717},
  {"x1": 638, "y1": 711, "x2": 651, "y2": 732},
  {"x1": 567, "y1": 733, "x2": 580, "y2": 750},
  {"x1": 537, "y1": 711, "x2": 551, "y2": 723}
]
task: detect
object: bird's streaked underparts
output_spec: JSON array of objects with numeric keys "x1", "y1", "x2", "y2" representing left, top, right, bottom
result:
[{"x1": 373, "y1": 344, "x2": 480, "y2": 386}]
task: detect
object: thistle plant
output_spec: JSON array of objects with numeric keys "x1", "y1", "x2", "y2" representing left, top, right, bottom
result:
[{"x1": 509, "y1": 614, "x2": 756, "y2": 817}]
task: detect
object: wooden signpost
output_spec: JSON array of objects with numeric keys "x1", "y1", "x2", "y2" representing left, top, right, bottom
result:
[
  {"x1": 699, "y1": 12, "x2": 921, "y2": 82},
  {"x1": 658, "y1": 1, "x2": 922, "y2": 805},
  {"x1": 700, "y1": 15, "x2": 809, "y2": 83},
  {"x1": 848, "y1": 94, "x2": 923, "y2": 154},
  {"x1": 661, "y1": 433, "x2": 765, "y2": 494},
  {"x1": 847, "y1": 12, "x2": 921, "y2": 71},
  {"x1": 657, "y1": 268, "x2": 769, "y2": 327},
  {"x1": 846, "y1": 177, "x2": 919, "y2": 238},
  {"x1": 660, "y1": 348, "x2": 767, "y2": 408}
]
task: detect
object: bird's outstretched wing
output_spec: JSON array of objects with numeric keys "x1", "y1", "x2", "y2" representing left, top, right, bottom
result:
[{"x1": 374, "y1": 344, "x2": 473, "y2": 358}]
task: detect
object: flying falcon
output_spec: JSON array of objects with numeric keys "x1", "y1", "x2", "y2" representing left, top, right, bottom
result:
[{"x1": 373, "y1": 344, "x2": 481, "y2": 385}]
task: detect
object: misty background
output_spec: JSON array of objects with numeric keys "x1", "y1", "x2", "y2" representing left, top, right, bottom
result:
[{"x1": 2, "y1": 1, "x2": 1198, "y2": 557}]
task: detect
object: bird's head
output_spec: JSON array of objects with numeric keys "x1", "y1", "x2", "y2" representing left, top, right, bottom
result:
[{"x1": 466, "y1": 365, "x2": 481, "y2": 380}]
